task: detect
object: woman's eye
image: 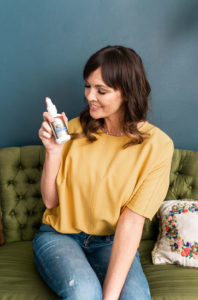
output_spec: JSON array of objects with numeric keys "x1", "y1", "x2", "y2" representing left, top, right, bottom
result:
[
  {"x1": 84, "y1": 84, "x2": 106, "y2": 95},
  {"x1": 98, "y1": 90, "x2": 106, "y2": 95}
]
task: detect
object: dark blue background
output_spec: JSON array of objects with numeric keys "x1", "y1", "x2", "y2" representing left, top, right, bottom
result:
[{"x1": 1, "y1": 0, "x2": 198, "y2": 150}]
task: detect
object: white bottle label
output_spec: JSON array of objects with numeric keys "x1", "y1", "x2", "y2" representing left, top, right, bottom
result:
[{"x1": 50, "y1": 118, "x2": 69, "y2": 140}]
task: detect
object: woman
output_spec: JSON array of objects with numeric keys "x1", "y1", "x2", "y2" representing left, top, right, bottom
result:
[{"x1": 33, "y1": 45, "x2": 174, "y2": 300}]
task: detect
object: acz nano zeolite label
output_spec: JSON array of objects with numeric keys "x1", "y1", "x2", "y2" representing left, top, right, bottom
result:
[{"x1": 50, "y1": 118, "x2": 69, "y2": 140}]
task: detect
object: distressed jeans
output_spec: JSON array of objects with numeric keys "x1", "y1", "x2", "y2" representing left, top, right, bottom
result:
[{"x1": 32, "y1": 224, "x2": 151, "y2": 300}]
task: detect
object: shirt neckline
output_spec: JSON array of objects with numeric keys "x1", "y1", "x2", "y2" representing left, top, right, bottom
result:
[{"x1": 97, "y1": 121, "x2": 150, "y2": 138}]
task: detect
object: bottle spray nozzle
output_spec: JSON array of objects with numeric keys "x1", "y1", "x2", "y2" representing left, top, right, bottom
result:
[
  {"x1": 46, "y1": 97, "x2": 53, "y2": 107},
  {"x1": 46, "y1": 97, "x2": 57, "y2": 117}
]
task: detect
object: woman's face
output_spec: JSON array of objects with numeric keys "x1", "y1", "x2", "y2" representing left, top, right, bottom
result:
[{"x1": 84, "y1": 67, "x2": 126, "y2": 120}]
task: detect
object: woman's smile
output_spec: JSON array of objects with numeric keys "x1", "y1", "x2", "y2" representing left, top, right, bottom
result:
[{"x1": 89, "y1": 103, "x2": 103, "y2": 110}]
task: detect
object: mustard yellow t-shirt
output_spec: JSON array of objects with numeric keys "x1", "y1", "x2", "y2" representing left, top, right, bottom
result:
[{"x1": 42, "y1": 116, "x2": 174, "y2": 235}]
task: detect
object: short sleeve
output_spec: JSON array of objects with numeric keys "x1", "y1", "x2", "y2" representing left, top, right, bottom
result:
[{"x1": 126, "y1": 140, "x2": 174, "y2": 221}]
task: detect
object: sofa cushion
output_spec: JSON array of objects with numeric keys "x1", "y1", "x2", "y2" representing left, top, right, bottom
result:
[
  {"x1": 0, "y1": 241, "x2": 58, "y2": 300},
  {"x1": 138, "y1": 240, "x2": 198, "y2": 299},
  {"x1": 1, "y1": 240, "x2": 198, "y2": 300}
]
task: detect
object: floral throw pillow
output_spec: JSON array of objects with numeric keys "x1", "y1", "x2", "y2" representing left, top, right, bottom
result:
[{"x1": 152, "y1": 199, "x2": 198, "y2": 269}]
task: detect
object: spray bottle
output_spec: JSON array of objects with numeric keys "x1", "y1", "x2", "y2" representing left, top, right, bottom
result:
[{"x1": 46, "y1": 97, "x2": 71, "y2": 144}]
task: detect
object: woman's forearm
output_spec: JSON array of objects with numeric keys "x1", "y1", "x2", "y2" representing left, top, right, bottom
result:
[
  {"x1": 102, "y1": 219, "x2": 144, "y2": 300},
  {"x1": 41, "y1": 151, "x2": 62, "y2": 209}
]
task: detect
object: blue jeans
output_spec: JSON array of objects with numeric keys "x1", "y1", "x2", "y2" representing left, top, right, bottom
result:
[{"x1": 32, "y1": 224, "x2": 151, "y2": 300}]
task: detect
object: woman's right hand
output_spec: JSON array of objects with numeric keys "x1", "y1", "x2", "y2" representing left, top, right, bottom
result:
[{"x1": 38, "y1": 99, "x2": 69, "y2": 154}]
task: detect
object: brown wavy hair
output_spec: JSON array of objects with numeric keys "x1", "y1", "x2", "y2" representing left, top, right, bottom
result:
[{"x1": 70, "y1": 45, "x2": 152, "y2": 149}]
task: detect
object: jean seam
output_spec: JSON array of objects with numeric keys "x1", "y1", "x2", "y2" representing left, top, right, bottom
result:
[
  {"x1": 32, "y1": 243, "x2": 60, "y2": 293},
  {"x1": 87, "y1": 259, "x2": 103, "y2": 287}
]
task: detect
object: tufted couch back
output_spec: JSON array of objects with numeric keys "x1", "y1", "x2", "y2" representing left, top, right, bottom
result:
[
  {"x1": 0, "y1": 146, "x2": 198, "y2": 245},
  {"x1": 0, "y1": 146, "x2": 46, "y2": 245}
]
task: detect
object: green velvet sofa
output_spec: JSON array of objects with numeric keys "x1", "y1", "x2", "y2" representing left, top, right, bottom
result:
[{"x1": 0, "y1": 145, "x2": 198, "y2": 300}]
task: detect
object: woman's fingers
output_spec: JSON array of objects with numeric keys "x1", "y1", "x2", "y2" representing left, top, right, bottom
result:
[
  {"x1": 41, "y1": 130, "x2": 52, "y2": 139},
  {"x1": 38, "y1": 121, "x2": 53, "y2": 140},
  {"x1": 42, "y1": 121, "x2": 53, "y2": 135},
  {"x1": 38, "y1": 127, "x2": 51, "y2": 140},
  {"x1": 43, "y1": 111, "x2": 54, "y2": 123},
  {"x1": 43, "y1": 111, "x2": 68, "y2": 127}
]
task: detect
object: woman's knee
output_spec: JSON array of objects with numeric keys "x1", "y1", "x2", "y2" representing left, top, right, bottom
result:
[
  {"x1": 32, "y1": 254, "x2": 102, "y2": 300},
  {"x1": 32, "y1": 231, "x2": 103, "y2": 300},
  {"x1": 58, "y1": 273, "x2": 103, "y2": 300}
]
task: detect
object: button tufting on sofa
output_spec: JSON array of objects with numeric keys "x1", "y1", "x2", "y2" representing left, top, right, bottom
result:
[
  {"x1": 189, "y1": 186, "x2": 192, "y2": 190},
  {"x1": 0, "y1": 146, "x2": 46, "y2": 245},
  {"x1": 176, "y1": 171, "x2": 179, "y2": 175}
]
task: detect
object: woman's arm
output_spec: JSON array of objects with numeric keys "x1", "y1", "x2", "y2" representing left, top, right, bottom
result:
[
  {"x1": 102, "y1": 207, "x2": 145, "y2": 300},
  {"x1": 40, "y1": 151, "x2": 62, "y2": 209},
  {"x1": 39, "y1": 108, "x2": 68, "y2": 210}
]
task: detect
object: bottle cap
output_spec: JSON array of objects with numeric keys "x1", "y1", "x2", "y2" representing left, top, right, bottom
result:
[{"x1": 46, "y1": 97, "x2": 57, "y2": 117}]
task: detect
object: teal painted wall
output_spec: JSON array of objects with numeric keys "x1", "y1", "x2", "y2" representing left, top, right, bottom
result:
[{"x1": 1, "y1": 0, "x2": 198, "y2": 150}]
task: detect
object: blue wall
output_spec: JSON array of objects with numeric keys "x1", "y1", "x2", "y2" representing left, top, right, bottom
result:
[{"x1": 1, "y1": 0, "x2": 198, "y2": 150}]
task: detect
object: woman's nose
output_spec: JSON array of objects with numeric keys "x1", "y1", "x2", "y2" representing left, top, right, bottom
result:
[{"x1": 85, "y1": 89, "x2": 97, "y2": 101}]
